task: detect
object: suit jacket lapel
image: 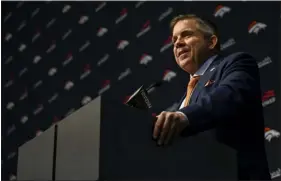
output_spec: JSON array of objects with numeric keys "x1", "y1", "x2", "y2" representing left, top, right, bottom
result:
[
  {"x1": 189, "y1": 55, "x2": 223, "y2": 104},
  {"x1": 177, "y1": 93, "x2": 186, "y2": 110}
]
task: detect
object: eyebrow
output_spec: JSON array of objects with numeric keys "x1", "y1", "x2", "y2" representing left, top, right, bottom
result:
[
  {"x1": 172, "y1": 29, "x2": 194, "y2": 42},
  {"x1": 173, "y1": 29, "x2": 194, "y2": 36}
]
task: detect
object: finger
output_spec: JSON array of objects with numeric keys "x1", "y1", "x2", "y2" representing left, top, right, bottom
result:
[
  {"x1": 152, "y1": 113, "x2": 158, "y2": 120},
  {"x1": 158, "y1": 114, "x2": 173, "y2": 145},
  {"x1": 164, "y1": 122, "x2": 176, "y2": 145},
  {"x1": 173, "y1": 124, "x2": 183, "y2": 140},
  {"x1": 153, "y1": 114, "x2": 165, "y2": 139},
  {"x1": 154, "y1": 115, "x2": 159, "y2": 122},
  {"x1": 152, "y1": 115, "x2": 158, "y2": 123}
]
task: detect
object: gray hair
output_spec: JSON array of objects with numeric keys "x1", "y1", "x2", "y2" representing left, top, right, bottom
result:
[{"x1": 170, "y1": 14, "x2": 220, "y2": 51}]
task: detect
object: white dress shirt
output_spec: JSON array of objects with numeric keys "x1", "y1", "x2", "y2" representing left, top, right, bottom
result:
[{"x1": 176, "y1": 55, "x2": 217, "y2": 119}]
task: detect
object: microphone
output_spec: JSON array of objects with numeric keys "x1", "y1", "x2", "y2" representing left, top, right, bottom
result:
[
  {"x1": 125, "y1": 80, "x2": 164, "y2": 110},
  {"x1": 146, "y1": 81, "x2": 163, "y2": 93}
]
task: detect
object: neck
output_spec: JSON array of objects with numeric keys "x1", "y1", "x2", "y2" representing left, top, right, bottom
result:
[
  {"x1": 199, "y1": 52, "x2": 215, "y2": 66},
  {"x1": 191, "y1": 52, "x2": 214, "y2": 75}
]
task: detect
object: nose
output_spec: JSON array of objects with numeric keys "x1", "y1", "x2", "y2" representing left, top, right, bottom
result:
[{"x1": 174, "y1": 38, "x2": 185, "y2": 48}]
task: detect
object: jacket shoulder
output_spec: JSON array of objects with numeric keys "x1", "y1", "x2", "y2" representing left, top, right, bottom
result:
[
  {"x1": 224, "y1": 52, "x2": 256, "y2": 61},
  {"x1": 219, "y1": 52, "x2": 257, "y2": 66}
]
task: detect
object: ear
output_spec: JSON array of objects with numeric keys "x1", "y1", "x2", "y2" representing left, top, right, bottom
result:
[{"x1": 208, "y1": 35, "x2": 218, "y2": 50}]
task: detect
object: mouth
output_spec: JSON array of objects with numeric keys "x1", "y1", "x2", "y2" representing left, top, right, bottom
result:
[
  {"x1": 178, "y1": 50, "x2": 189, "y2": 58},
  {"x1": 177, "y1": 49, "x2": 189, "y2": 58}
]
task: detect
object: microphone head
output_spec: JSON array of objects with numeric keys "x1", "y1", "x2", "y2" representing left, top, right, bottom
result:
[
  {"x1": 125, "y1": 85, "x2": 152, "y2": 110},
  {"x1": 146, "y1": 80, "x2": 164, "y2": 92},
  {"x1": 150, "y1": 81, "x2": 162, "y2": 88},
  {"x1": 154, "y1": 80, "x2": 163, "y2": 87}
]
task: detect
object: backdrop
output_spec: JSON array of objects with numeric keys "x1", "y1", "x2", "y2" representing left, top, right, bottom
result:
[{"x1": 2, "y1": 1, "x2": 281, "y2": 180}]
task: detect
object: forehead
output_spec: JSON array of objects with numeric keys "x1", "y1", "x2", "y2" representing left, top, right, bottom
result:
[{"x1": 172, "y1": 19, "x2": 198, "y2": 36}]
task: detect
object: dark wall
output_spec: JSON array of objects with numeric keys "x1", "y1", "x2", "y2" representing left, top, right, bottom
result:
[{"x1": 1, "y1": 1, "x2": 281, "y2": 180}]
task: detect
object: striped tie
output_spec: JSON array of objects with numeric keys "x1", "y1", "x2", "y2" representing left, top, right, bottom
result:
[{"x1": 184, "y1": 76, "x2": 200, "y2": 106}]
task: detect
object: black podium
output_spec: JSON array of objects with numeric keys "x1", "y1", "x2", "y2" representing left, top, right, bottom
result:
[
  {"x1": 99, "y1": 97, "x2": 238, "y2": 180},
  {"x1": 17, "y1": 95, "x2": 237, "y2": 180}
]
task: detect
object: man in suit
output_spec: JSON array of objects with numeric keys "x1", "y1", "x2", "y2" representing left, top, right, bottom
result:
[{"x1": 153, "y1": 14, "x2": 271, "y2": 180}]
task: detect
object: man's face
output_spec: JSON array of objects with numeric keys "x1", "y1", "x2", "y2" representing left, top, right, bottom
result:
[{"x1": 172, "y1": 19, "x2": 210, "y2": 74}]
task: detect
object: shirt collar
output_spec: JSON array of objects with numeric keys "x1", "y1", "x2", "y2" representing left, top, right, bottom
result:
[{"x1": 191, "y1": 55, "x2": 217, "y2": 78}]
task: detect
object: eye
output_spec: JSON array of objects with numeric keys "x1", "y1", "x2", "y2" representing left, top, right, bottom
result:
[
  {"x1": 182, "y1": 30, "x2": 194, "y2": 38},
  {"x1": 172, "y1": 37, "x2": 177, "y2": 44},
  {"x1": 172, "y1": 30, "x2": 194, "y2": 44}
]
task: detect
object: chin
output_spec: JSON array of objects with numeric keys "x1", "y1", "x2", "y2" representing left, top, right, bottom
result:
[
  {"x1": 179, "y1": 60, "x2": 193, "y2": 74},
  {"x1": 182, "y1": 67, "x2": 193, "y2": 74},
  {"x1": 179, "y1": 58, "x2": 190, "y2": 66}
]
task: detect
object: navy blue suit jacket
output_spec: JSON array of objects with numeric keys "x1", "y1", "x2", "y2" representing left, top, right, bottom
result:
[{"x1": 178, "y1": 52, "x2": 271, "y2": 180}]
